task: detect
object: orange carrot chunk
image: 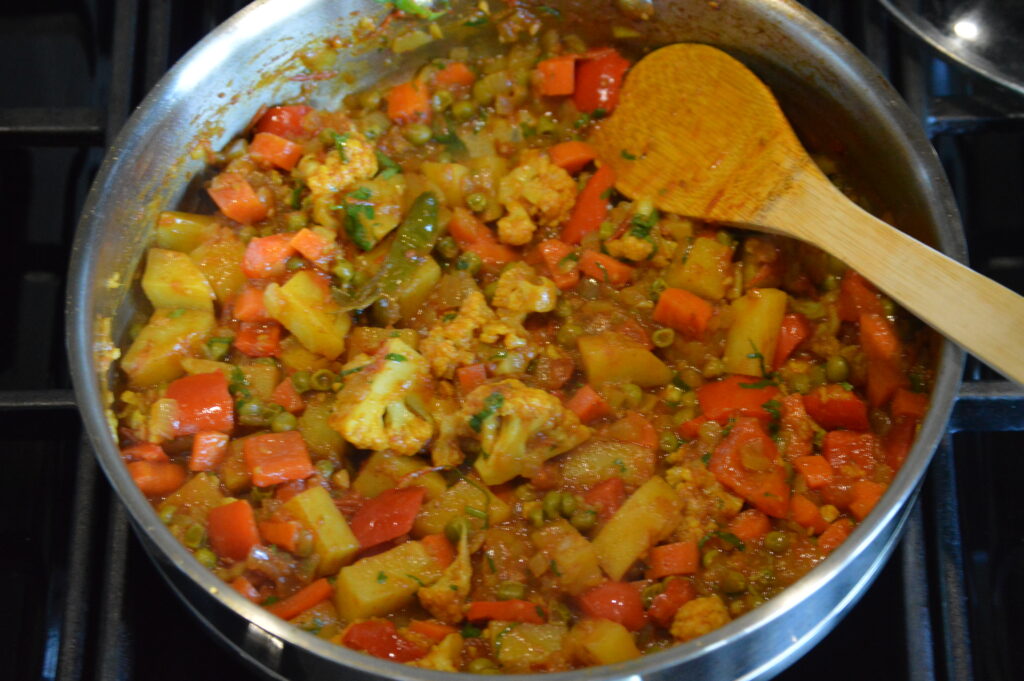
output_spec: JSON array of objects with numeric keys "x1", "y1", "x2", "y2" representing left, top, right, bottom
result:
[
  {"x1": 434, "y1": 61, "x2": 476, "y2": 87},
  {"x1": 255, "y1": 105, "x2": 315, "y2": 140},
  {"x1": 566, "y1": 384, "x2": 612, "y2": 424},
  {"x1": 348, "y1": 486, "x2": 426, "y2": 548},
  {"x1": 605, "y1": 411, "x2": 658, "y2": 449},
  {"x1": 234, "y1": 285, "x2": 269, "y2": 323},
  {"x1": 421, "y1": 533, "x2": 456, "y2": 569},
  {"x1": 728, "y1": 509, "x2": 772, "y2": 544},
  {"x1": 448, "y1": 207, "x2": 518, "y2": 267},
  {"x1": 249, "y1": 131, "x2": 303, "y2": 171},
  {"x1": 548, "y1": 140, "x2": 596, "y2": 173},
  {"x1": 790, "y1": 493, "x2": 829, "y2": 534},
  {"x1": 697, "y1": 375, "x2": 781, "y2": 426},
  {"x1": 259, "y1": 519, "x2": 301, "y2": 553},
  {"x1": 792, "y1": 455, "x2": 834, "y2": 489},
  {"x1": 268, "y1": 577, "x2": 334, "y2": 620},
  {"x1": 819, "y1": 518, "x2": 855, "y2": 554},
  {"x1": 837, "y1": 270, "x2": 884, "y2": 322},
  {"x1": 583, "y1": 476, "x2": 626, "y2": 519},
  {"x1": 270, "y1": 378, "x2": 305, "y2": 414},
  {"x1": 536, "y1": 238, "x2": 580, "y2": 290},
  {"x1": 342, "y1": 620, "x2": 427, "y2": 662},
  {"x1": 409, "y1": 619, "x2": 458, "y2": 643},
  {"x1": 822, "y1": 430, "x2": 881, "y2": 475},
  {"x1": 466, "y1": 600, "x2": 546, "y2": 624},
  {"x1": 537, "y1": 55, "x2": 577, "y2": 96},
  {"x1": 242, "y1": 233, "x2": 295, "y2": 279},
  {"x1": 804, "y1": 383, "x2": 869, "y2": 431},
  {"x1": 709, "y1": 417, "x2": 790, "y2": 518},
  {"x1": 243, "y1": 431, "x2": 315, "y2": 487},
  {"x1": 208, "y1": 172, "x2": 267, "y2": 225},
  {"x1": 579, "y1": 251, "x2": 634, "y2": 286},
  {"x1": 652, "y1": 287, "x2": 713, "y2": 338},
  {"x1": 127, "y1": 460, "x2": 186, "y2": 497},
  {"x1": 120, "y1": 442, "x2": 168, "y2": 462},
  {"x1": 456, "y1": 363, "x2": 488, "y2": 394},
  {"x1": 386, "y1": 81, "x2": 431, "y2": 124},
  {"x1": 891, "y1": 388, "x2": 929, "y2": 420},
  {"x1": 645, "y1": 541, "x2": 699, "y2": 579},
  {"x1": 234, "y1": 321, "x2": 282, "y2": 358},
  {"x1": 578, "y1": 581, "x2": 646, "y2": 631},
  {"x1": 849, "y1": 481, "x2": 887, "y2": 521},
  {"x1": 230, "y1": 575, "x2": 261, "y2": 602}
]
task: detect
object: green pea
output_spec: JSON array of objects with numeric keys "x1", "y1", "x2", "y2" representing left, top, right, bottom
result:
[
  {"x1": 715, "y1": 230, "x2": 737, "y2": 247},
  {"x1": 825, "y1": 355, "x2": 850, "y2": 383},
  {"x1": 764, "y1": 531, "x2": 791, "y2": 554},
  {"x1": 158, "y1": 505, "x2": 177, "y2": 525},
  {"x1": 332, "y1": 259, "x2": 355, "y2": 283},
  {"x1": 237, "y1": 400, "x2": 269, "y2": 426},
  {"x1": 548, "y1": 600, "x2": 572, "y2": 624},
  {"x1": 663, "y1": 384, "x2": 685, "y2": 405},
  {"x1": 205, "y1": 337, "x2": 231, "y2": 361},
  {"x1": 271, "y1": 411, "x2": 298, "y2": 433},
  {"x1": 290, "y1": 371, "x2": 312, "y2": 393},
  {"x1": 310, "y1": 369, "x2": 336, "y2": 391},
  {"x1": 467, "y1": 657, "x2": 499, "y2": 674},
  {"x1": 359, "y1": 89, "x2": 382, "y2": 110},
  {"x1": 681, "y1": 390, "x2": 699, "y2": 407},
  {"x1": 496, "y1": 581, "x2": 526, "y2": 601},
  {"x1": 881, "y1": 297, "x2": 896, "y2": 317},
  {"x1": 554, "y1": 298, "x2": 574, "y2": 318},
  {"x1": 721, "y1": 570, "x2": 748, "y2": 594},
  {"x1": 622, "y1": 383, "x2": 643, "y2": 408},
  {"x1": 556, "y1": 322, "x2": 583, "y2": 348},
  {"x1": 560, "y1": 493, "x2": 578, "y2": 517},
  {"x1": 432, "y1": 89, "x2": 454, "y2": 112},
  {"x1": 652, "y1": 327, "x2": 675, "y2": 348},
  {"x1": 456, "y1": 251, "x2": 483, "y2": 274},
  {"x1": 514, "y1": 484, "x2": 536, "y2": 501},
  {"x1": 451, "y1": 99, "x2": 477, "y2": 121},
  {"x1": 702, "y1": 549, "x2": 722, "y2": 569},
  {"x1": 536, "y1": 116, "x2": 557, "y2": 136},
  {"x1": 483, "y1": 281, "x2": 498, "y2": 300},
  {"x1": 286, "y1": 255, "x2": 305, "y2": 271},
  {"x1": 183, "y1": 523, "x2": 206, "y2": 549},
  {"x1": 527, "y1": 504, "x2": 545, "y2": 528},
  {"x1": 294, "y1": 530, "x2": 315, "y2": 558},
  {"x1": 659, "y1": 431, "x2": 681, "y2": 453},
  {"x1": 822, "y1": 273, "x2": 840, "y2": 292},
  {"x1": 542, "y1": 491, "x2": 563, "y2": 520},
  {"x1": 403, "y1": 122, "x2": 433, "y2": 145},
  {"x1": 445, "y1": 516, "x2": 472, "y2": 544},
  {"x1": 598, "y1": 220, "x2": 616, "y2": 240},
  {"x1": 788, "y1": 372, "x2": 812, "y2": 394},
  {"x1": 570, "y1": 509, "x2": 598, "y2": 532},
  {"x1": 650, "y1": 278, "x2": 667, "y2": 296},
  {"x1": 641, "y1": 582, "x2": 664, "y2": 608},
  {"x1": 315, "y1": 459, "x2": 335, "y2": 479},
  {"x1": 437, "y1": 235, "x2": 459, "y2": 260},
  {"x1": 791, "y1": 299, "x2": 826, "y2": 320},
  {"x1": 194, "y1": 547, "x2": 218, "y2": 569},
  {"x1": 466, "y1": 192, "x2": 488, "y2": 213}
]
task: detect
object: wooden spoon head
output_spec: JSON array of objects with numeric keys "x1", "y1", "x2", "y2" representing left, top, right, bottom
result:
[{"x1": 592, "y1": 43, "x2": 820, "y2": 230}]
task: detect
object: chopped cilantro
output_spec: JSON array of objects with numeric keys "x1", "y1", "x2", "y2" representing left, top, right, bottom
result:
[
  {"x1": 385, "y1": 353, "x2": 407, "y2": 362},
  {"x1": 331, "y1": 131, "x2": 350, "y2": 162},
  {"x1": 464, "y1": 506, "x2": 488, "y2": 522},
  {"x1": 348, "y1": 186, "x2": 372, "y2": 201},
  {"x1": 433, "y1": 111, "x2": 467, "y2": 155},
  {"x1": 290, "y1": 182, "x2": 304, "y2": 210},
  {"x1": 449, "y1": 584, "x2": 459, "y2": 591},
  {"x1": 520, "y1": 122, "x2": 537, "y2": 139},
  {"x1": 621, "y1": 149, "x2": 638, "y2": 161},
  {"x1": 746, "y1": 341, "x2": 770, "y2": 378},
  {"x1": 168, "y1": 308, "x2": 185, "y2": 319},
  {"x1": 574, "y1": 113, "x2": 592, "y2": 128},
  {"x1": 486, "y1": 553, "x2": 497, "y2": 573},
  {"x1": 840, "y1": 381, "x2": 854, "y2": 392},
  {"x1": 375, "y1": 150, "x2": 402, "y2": 179},
  {"x1": 405, "y1": 573, "x2": 426, "y2": 587},
  {"x1": 261, "y1": 595, "x2": 280, "y2": 606},
  {"x1": 549, "y1": 559, "x2": 562, "y2": 577},
  {"x1": 373, "y1": 0, "x2": 448, "y2": 21},
  {"x1": 377, "y1": 571, "x2": 388, "y2": 583},
  {"x1": 700, "y1": 452, "x2": 711, "y2": 465},
  {"x1": 613, "y1": 457, "x2": 627, "y2": 473},
  {"x1": 591, "y1": 108, "x2": 608, "y2": 119},
  {"x1": 340, "y1": 364, "x2": 367, "y2": 376},
  {"x1": 629, "y1": 209, "x2": 659, "y2": 239},
  {"x1": 469, "y1": 391, "x2": 504, "y2": 432},
  {"x1": 463, "y1": 15, "x2": 489, "y2": 26},
  {"x1": 698, "y1": 530, "x2": 746, "y2": 551},
  {"x1": 461, "y1": 623, "x2": 482, "y2": 638},
  {"x1": 538, "y1": 5, "x2": 561, "y2": 17}
]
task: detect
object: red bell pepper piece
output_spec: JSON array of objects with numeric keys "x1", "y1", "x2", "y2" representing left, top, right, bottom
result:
[
  {"x1": 537, "y1": 55, "x2": 577, "y2": 96},
  {"x1": 348, "y1": 486, "x2": 427, "y2": 548},
  {"x1": 189, "y1": 431, "x2": 230, "y2": 471},
  {"x1": 574, "y1": 48, "x2": 631, "y2": 113},
  {"x1": 709, "y1": 417, "x2": 790, "y2": 518},
  {"x1": 166, "y1": 371, "x2": 234, "y2": 435},
  {"x1": 448, "y1": 207, "x2": 517, "y2": 267},
  {"x1": 255, "y1": 105, "x2": 315, "y2": 140},
  {"x1": 727, "y1": 509, "x2": 771, "y2": 544},
  {"x1": 562, "y1": 164, "x2": 616, "y2": 244},
  {"x1": 408, "y1": 619, "x2": 458, "y2": 643},
  {"x1": 803, "y1": 383, "x2": 869, "y2": 431},
  {"x1": 536, "y1": 238, "x2": 580, "y2": 290},
  {"x1": 772, "y1": 312, "x2": 811, "y2": 368},
  {"x1": 578, "y1": 581, "x2": 646, "y2": 631},
  {"x1": 249, "y1": 131, "x2": 304, "y2": 171},
  {"x1": 779, "y1": 393, "x2": 814, "y2": 460},
  {"x1": 583, "y1": 476, "x2": 626, "y2": 519},
  {"x1": 837, "y1": 270, "x2": 884, "y2": 322},
  {"x1": 233, "y1": 285, "x2": 270, "y2": 323},
  {"x1": 342, "y1": 620, "x2": 428, "y2": 662},
  {"x1": 647, "y1": 577, "x2": 696, "y2": 628},
  {"x1": 386, "y1": 80, "x2": 431, "y2": 124},
  {"x1": 883, "y1": 417, "x2": 918, "y2": 471},
  {"x1": 696, "y1": 375, "x2": 781, "y2": 426},
  {"x1": 208, "y1": 499, "x2": 261, "y2": 561},
  {"x1": 234, "y1": 321, "x2": 282, "y2": 358},
  {"x1": 579, "y1": 251, "x2": 634, "y2": 286},
  {"x1": 270, "y1": 378, "x2": 304, "y2": 414},
  {"x1": 243, "y1": 431, "x2": 315, "y2": 487},
  {"x1": 822, "y1": 430, "x2": 880, "y2": 476}
]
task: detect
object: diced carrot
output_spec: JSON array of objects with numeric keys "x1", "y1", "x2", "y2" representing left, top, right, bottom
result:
[
  {"x1": 578, "y1": 582, "x2": 646, "y2": 631},
  {"x1": 349, "y1": 487, "x2": 427, "y2": 549},
  {"x1": 234, "y1": 321, "x2": 282, "y2": 358},
  {"x1": 773, "y1": 313, "x2": 811, "y2": 368},
  {"x1": 255, "y1": 105, "x2": 315, "y2": 141},
  {"x1": 548, "y1": 140, "x2": 596, "y2": 174},
  {"x1": 819, "y1": 518, "x2": 854, "y2": 554},
  {"x1": 793, "y1": 455, "x2": 834, "y2": 489},
  {"x1": 645, "y1": 541, "x2": 699, "y2": 579},
  {"x1": 884, "y1": 417, "x2": 918, "y2": 470},
  {"x1": 562, "y1": 164, "x2": 616, "y2": 244},
  {"x1": 647, "y1": 577, "x2": 696, "y2": 628},
  {"x1": 166, "y1": 371, "x2": 234, "y2": 435},
  {"x1": 268, "y1": 578, "x2": 334, "y2": 620},
  {"x1": 342, "y1": 620, "x2": 427, "y2": 662},
  {"x1": 859, "y1": 313, "x2": 901, "y2": 362},
  {"x1": 259, "y1": 519, "x2": 301, "y2": 552},
  {"x1": 837, "y1": 270, "x2": 884, "y2": 322},
  {"x1": 849, "y1": 481, "x2": 887, "y2": 521},
  {"x1": 790, "y1": 493, "x2": 829, "y2": 534},
  {"x1": 189, "y1": 431, "x2": 230, "y2": 472},
  {"x1": 386, "y1": 80, "x2": 431, "y2": 124},
  {"x1": 289, "y1": 228, "x2": 336, "y2": 268},
  {"x1": 574, "y1": 48, "x2": 630, "y2": 113},
  {"x1": 242, "y1": 233, "x2": 295, "y2": 279},
  {"x1": 566, "y1": 384, "x2": 612, "y2": 424},
  {"x1": 208, "y1": 172, "x2": 267, "y2": 225},
  {"x1": 709, "y1": 417, "x2": 790, "y2": 518},
  {"x1": 466, "y1": 600, "x2": 545, "y2": 624},
  {"x1": 779, "y1": 393, "x2": 814, "y2": 460},
  {"x1": 127, "y1": 460, "x2": 186, "y2": 497},
  {"x1": 652, "y1": 287, "x2": 713, "y2": 338},
  {"x1": 456, "y1": 363, "x2": 488, "y2": 394},
  {"x1": 448, "y1": 207, "x2": 517, "y2": 267},
  {"x1": 697, "y1": 375, "x2": 781, "y2": 426},
  {"x1": 230, "y1": 575, "x2": 261, "y2": 602},
  {"x1": 822, "y1": 430, "x2": 880, "y2": 476},
  {"x1": 234, "y1": 285, "x2": 269, "y2": 323},
  {"x1": 421, "y1": 534, "x2": 456, "y2": 569},
  {"x1": 606, "y1": 411, "x2": 658, "y2": 449},
  {"x1": 435, "y1": 61, "x2": 476, "y2": 87},
  {"x1": 120, "y1": 442, "x2": 168, "y2": 462},
  {"x1": 536, "y1": 238, "x2": 580, "y2": 290},
  {"x1": 866, "y1": 356, "x2": 908, "y2": 408},
  {"x1": 249, "y1": 131, "x2": 303, "y2": 171},
  {"x1": 208, "y1": 499, "x2": 261, "y2": 561},
  {"x1": 728, "y1": 509, "x2": 771, "y2": 544},
  {"x1": 677, "y1": 415, "x2": 711, "y2": 441},
  {"x1": 891, "y1": 388, "x2": 929, "y2": 420},
  {"x1": 408, "y1": 619, "x2": 458, "y2": 643},
  {"x1": 579, "y1": 251, "x2": 633, "y2": 286},
  {"x1": 243, "y1": 431, "x2": 315, "y2": 487},
  {"x1": 804, "y1": 383, "x2": 869, "y2": 431},
  {"x1": 584, "y1": 476, "x2": 626, "y2": 519},
  {"x1": 270, "y1": 378, "x2": 305, "y2": 414},
  {"x1": 274, "y1": 479, "x2": 307, "y2": 504},
  {"x1": 536, "y1": 55, "x2": 576, "y2": 96},
  {"x1": 613, "y1": 318, "x2": 652, "y2": 349},
  {"x1": 529, "y1": 462, "x2": 561, "y2": 491}
]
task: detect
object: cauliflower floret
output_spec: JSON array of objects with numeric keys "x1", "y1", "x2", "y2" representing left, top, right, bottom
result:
[
  {"x1": 420, "y1": 291, "x2": 528, "y2": 379},
  {"x1": 418, "y1": 532, "x2": 472, "y2": 623},
  {"x1": 491, "y1": 262, "x2": 559, "y2": 315},
  {"x1": 605, "y1": 233, "x2": 655, "y2": 262},
  {"x1": 328, "y1": 338, "x2": 434, "y2": 455},
  {"x1": 300, "y1": 132, "x2": 378, "y2": 229},
  {"x1": 463, "y1": 379, "x2": 591, "y2": 485},
  {"x1": 409, "y1": 633, "x2": 464, "y2": 671},
  {"x1": 429, "y1": 396, "x2": 465, "y2": 468},
  {"x1": 670, "y1": 595, "x2": 731, "y2": 642},
  {"x1": 496, "y1": 151, "x2": 577, "y2": 245}
]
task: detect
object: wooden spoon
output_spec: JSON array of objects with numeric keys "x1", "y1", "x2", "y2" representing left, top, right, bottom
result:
[{"x1": 592, "y1": 43, "x2": 1024, "y2": 385}]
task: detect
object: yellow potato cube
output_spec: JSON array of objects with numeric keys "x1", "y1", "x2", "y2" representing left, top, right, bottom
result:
[
  {"x1": 142, "y1": 248, "x2": 215, "y2": 311},
  {"x1": 334, "y1": 540, "x2": 442, "y2": 621}
]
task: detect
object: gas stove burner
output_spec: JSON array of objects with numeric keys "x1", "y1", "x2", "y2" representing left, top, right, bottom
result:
[{"x1": 880, "y1": 0, "x2": 1024, "y2": 97}]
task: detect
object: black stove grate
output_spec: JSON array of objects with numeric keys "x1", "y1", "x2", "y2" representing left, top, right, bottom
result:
[{"x1": 3, "y1": 1, "x2": 1022, "y2": 680}]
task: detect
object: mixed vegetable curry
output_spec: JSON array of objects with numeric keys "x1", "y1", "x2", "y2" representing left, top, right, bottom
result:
[{"x1": 114, "y1": 10, "x2": 934, "y2": 673}]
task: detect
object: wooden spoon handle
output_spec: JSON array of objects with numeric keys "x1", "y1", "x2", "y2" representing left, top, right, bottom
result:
[{"x1": 768, "y1": 174, "x2": 1024, "y2": 385}]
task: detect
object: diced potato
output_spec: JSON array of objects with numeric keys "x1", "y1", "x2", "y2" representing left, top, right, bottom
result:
[
  {"x1": 421, "y1": 161, "x2": 470, "y2": 207},
  {"x1": 240, "y1": 360, "x2": 280, "y2": 402},
  {"x1": 577, "y1": 332, "x2": 672, "y2": 387},
  {"x1": 485, "y1": 622, "x2": 567, "y2": 673},
  {"x1": 158, "y1": 472, "x2": 224, "y2": 522},
  {"x1": 290, "y1": 600, "x2": 341, "y2": 639},
  {"x1": 413, "y1": 479, "x2": 511, "y2": 537},
  {"x1": 353, "y1": 451, "x2": 447, "y2": 501},
  {"x1": 221, "y1": 438, "x2": 251, "y2": 493},
  {"x1": 298, "y1": 394, "x2": 348, "y2": 461},
  {"x1": 558, "y1": 439, "x2": 656, "y2": 491},
  {"x1": 333, "y1": 540, "x2": 443, "y2": 620},
  {"x1": 283, "y1": 485, "x2": 360, "y2": 576},
  {"x1": 592, "y1": 476, "x2": 682, "y2": 580},
  {"x1": 264, "y1": 270, "x2": 351, "y2": 360},
  {"x1": 411, "y1": 632, "x2": 463, "y2": 671},
  {"x1": 141, "y1": 248, "x2": 215, "y2": 312},
  {"x1": 346, "y1": 177, "x2": 405, "y2": 248},
  {"x1": 155, "y1": 211, "x2": 218, "y2": 252},
  {"x1": 180, "y1": 357, "x2": 235, "y2": 379},
  {"x1": 722, "y1": 287, "x2": 788, "y2": 377},
  {"x1": 665, "y1": 236, "x2": 734, "y2": 300},
  {"x1": 530, "y1": 520, "x2": 603, "y2": 595},
  {"x1": 278, "y1": 335, "x2": 331, "y2": 373},
  {"x1": 122, "y1": 308, "x2": 215, "y2": 388},
  {"x1": 189, "y1": 228, "x2": 247, "y2": 302},
  {"x1": 566, "y1": 619, "x2": 641, "y2": 666},
  {"x1": 347, "y1": 326, "x2": 420, "y2": 361}
]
